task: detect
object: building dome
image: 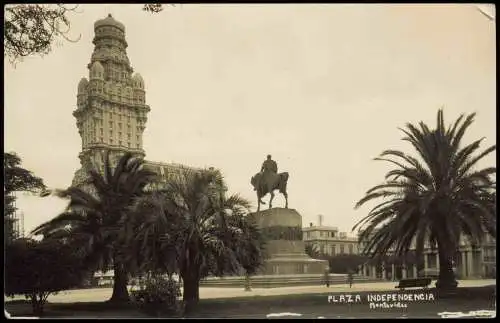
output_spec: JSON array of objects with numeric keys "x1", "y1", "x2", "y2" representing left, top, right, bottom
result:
[
  {"x1": 90, "y1": 61, "x2": 104, "y2": 79},
  {"x1": 77, "y1": 77, "x2": 89, "y2": 93},
  {"x1": 132, "y1": 73, "x2": 145, "y2": 89},
  {"x1": 94, "y1": 14, "x2": 125, "y2": 32}
]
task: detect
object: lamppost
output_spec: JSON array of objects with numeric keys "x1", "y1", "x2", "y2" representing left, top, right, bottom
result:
[
  {"x1": 244, "y1": 270, "x2": 251, "y2": 291},
  {"x1": 324, "y1": 266, "x2": 330, "y2": 287}
]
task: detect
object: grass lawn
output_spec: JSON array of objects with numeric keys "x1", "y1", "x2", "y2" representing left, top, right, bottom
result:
[
  {"x1": 5, "y1": 285, "x2": 496, "y2": 319},
  {"x1": 5, "y1": 301, "x2": 148, "y2": 318},
  {"x1": 191, "y1": 285, "x2": 497, "y2": 318}
]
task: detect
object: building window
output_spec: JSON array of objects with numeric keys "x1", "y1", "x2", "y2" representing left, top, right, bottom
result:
[
  {"x1": 136, "y1": 135, "x2": 139, "y2": 141},
  {"x1": 119, "y1": 141, "x2": 122, "y2": 146},
  {"x1": 349, "y1": 244, "x2": 354, "y2": 254},
  {"x1": 127, "y1": 142, "x2": 130, "y2": 148},
  {"x1": 127, "y1": 133, "x2": 131, "y2": 139},
  {"x1": 332, "y1": 245, "x2": 336, "y2": 256},
  {"x1": 119, "y1": 132, "x2": 122, "y2": 137},
  {"x1": 119, "y1": 123, "x2": 122, "y2": 129},
  {"x1": 340, "y1": 245, "x2": 345, "y2": 255},
  {"x1": 100, "y1": 128, "x2": 103, "y2": 135},
  {"x1": 100, "y1": 137, "x2": 103, "y2": 142},
  {"x1": 109, "y1": 121, "x2": 113, "y2": 127},
  {"x1": 110, "y1": 130, "x2": 113, "y2": 136},
  {"x1": 110, "y1": 139, "x2": 114, "y2": 144},
  {"x1": 136, "y1": 143, "x2": 140, "y2": 148}
]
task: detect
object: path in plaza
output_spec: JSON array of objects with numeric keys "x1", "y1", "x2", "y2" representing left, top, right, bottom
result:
[{"x1": 44, "y1": 279, "x2": 496, "y2": 303}]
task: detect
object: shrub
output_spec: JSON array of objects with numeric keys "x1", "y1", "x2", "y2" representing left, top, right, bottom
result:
[
  {"x1": 326, "y1": 254, "x2": 367, "y2": 274},
  {"x1": 131, "y1": 274, "x2": 182, "y2": 317},
  {"x1": 5, "y1": 238, "x2": 87, "y2": 316}
]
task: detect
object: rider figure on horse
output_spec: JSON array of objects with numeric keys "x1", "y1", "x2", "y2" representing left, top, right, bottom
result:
[
  {"x1": 260, "y1": 155, "x2": 278, "y2": 192},
  {"x1": 261, "y1": 154, "x2": 278, "y2": 174},
  {"x1": 251, "y1": 154, "x2": 289, "y2": 211}
]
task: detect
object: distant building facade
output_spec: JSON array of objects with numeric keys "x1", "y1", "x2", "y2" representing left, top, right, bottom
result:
[
  {"x1": 71, "y1": 14, "x2": 218, "y2": 192},
  {"x1": 358, "y1": 230, "x2": 496, "y2": 280},
  {"x1": 302, "y1": 216, "x2": 359, "y2": 256},
  {"x1": 302, "y1": 216, "x2": 495, "y2": 280}
]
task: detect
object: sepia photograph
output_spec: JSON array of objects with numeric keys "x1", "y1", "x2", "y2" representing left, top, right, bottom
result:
[{"x1": 4, "y1": 3, "x2": 496, "y2": 319}]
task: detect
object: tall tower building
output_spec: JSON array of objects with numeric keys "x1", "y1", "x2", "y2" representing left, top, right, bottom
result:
[
  {"x1": 72, "y1": 15, "x2": 222, "y2": 191},
  {"x1": 72, "y1": 14, "x2": 148, "y2": 187}
]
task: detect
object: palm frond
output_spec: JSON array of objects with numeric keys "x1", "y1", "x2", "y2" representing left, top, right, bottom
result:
[{"x1": 354, "y1": 109, "x2": 495, "y2": 281}]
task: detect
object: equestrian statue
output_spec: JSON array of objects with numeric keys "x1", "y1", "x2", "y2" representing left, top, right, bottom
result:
[{"x1": 250, "y1": 154, "x2": 289, "y2": 212}]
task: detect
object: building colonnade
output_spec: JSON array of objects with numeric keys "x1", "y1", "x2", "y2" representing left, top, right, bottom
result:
[{"x1": 359, "y1": 248, "x2": 486, "y2": 280}]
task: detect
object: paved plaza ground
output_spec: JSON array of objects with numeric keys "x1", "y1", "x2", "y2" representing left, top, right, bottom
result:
[
  {"x1": 40, "y1": 278, "x2": 495, "y2": 303},
  {"x1": 5, "y1": 279, "x2": 496, "y2": 318}
]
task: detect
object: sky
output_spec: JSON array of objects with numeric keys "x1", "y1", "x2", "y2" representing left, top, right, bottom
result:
[{"x1": 4, "y1": 4, "x2": 496, "y2": 236}]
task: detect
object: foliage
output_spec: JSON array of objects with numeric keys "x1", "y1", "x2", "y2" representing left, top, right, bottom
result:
[
  {"x1": 4, "y1": 217, "x2": 17, "y2": 244},
  {"x1": 325, "y1": 254, "x2": 368, "y2": 274},
  {"x1": 260, "y1": 226, "x2": 303, "y2": 241},
  {"x1": 304, "y1": 246, "x2": 371, "y2": 274},
  {"x1": 305, "y1": 244, "x2": 322, "y2": 259},
  {"x1": 128, "y1": 168, "x2": 265, "y2": 313},
  {"x1": 4, "y1": 4, "x2": 82, "y2": 65},
  {"x1": 5, "y1": 238, "x2": 87, "y2": 315},
  {"x1": 4, "y1": 194, "x2": 17, "y2": 217},
  {"x1": 143, "y1": 4, "x2": 165, "y2": 13},
  {"x1": 131, "y1": 273, "x2": 181, "y2": 317},
  {"x1": 362, "y1": 250, "x2": 424, "y2": 270},
  {"x1": 142, "y1": 4, "x2": 177, "y2": 13},
  {"x1": 353, "y1": 109, "x2": 496, "y2": 290},
  {"x1": 32, "y1": 151, "x2": 158, "y2": 303},
  {"x1": 5, "y1": 4, "x2": 174, "y2": 65},
  {"x1": 4, "y1": 152, "x2": 47, "y2": 243},
  {"x1": 4, "y1": 152, "x2": 46, "y2": 197}
]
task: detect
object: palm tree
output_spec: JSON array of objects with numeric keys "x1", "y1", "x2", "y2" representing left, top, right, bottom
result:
[
  {"x1": 353, "y1": 109, "x2": 496, "y2": 290},
  {"x1": 32, "y1": 151, "x2": 158, "y2": 303},
  {"x1": 129, "y1": 168, "x2": 265, "y2": 313}
]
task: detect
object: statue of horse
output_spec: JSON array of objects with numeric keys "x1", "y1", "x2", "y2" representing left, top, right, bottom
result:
[{"x1": 250, "y1": 171, "x2": 289, "y2": 212}]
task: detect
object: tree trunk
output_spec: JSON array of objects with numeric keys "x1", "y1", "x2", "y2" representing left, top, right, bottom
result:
[
  {"x1": 416, "y1": 254, "x2": 425, "y2": 275},
  {"x1": 31, "y1": 293, "x2": 44, "y2": 316},
  {"x1": 435, "y1": 242, "x2": 458, "y2": 290},
  {"x1": 109, "y1": 260, "x2": 130, "y2": 303},
  {"x1": 181, "y1": 270, "x2": 200, "y2": 315}
]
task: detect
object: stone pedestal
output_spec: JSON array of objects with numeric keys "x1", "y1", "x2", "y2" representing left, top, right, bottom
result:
[{"x1": 248, "y1": 208, "x2": 328, "y2": 275}]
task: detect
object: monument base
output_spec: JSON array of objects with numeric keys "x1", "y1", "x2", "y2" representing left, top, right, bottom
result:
[
  {"x1": 200, "y1": 207, "x2": 381, "y2": 288},
  {"x1": 199, "y1": 274, "x2": 378, "y2": 288},
  {"x1": 263, "y1": 256, "x2": 328, "y2": 275},
  {"x1": 248, "y1": 208, "x2": 329, "y2": 276}
]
